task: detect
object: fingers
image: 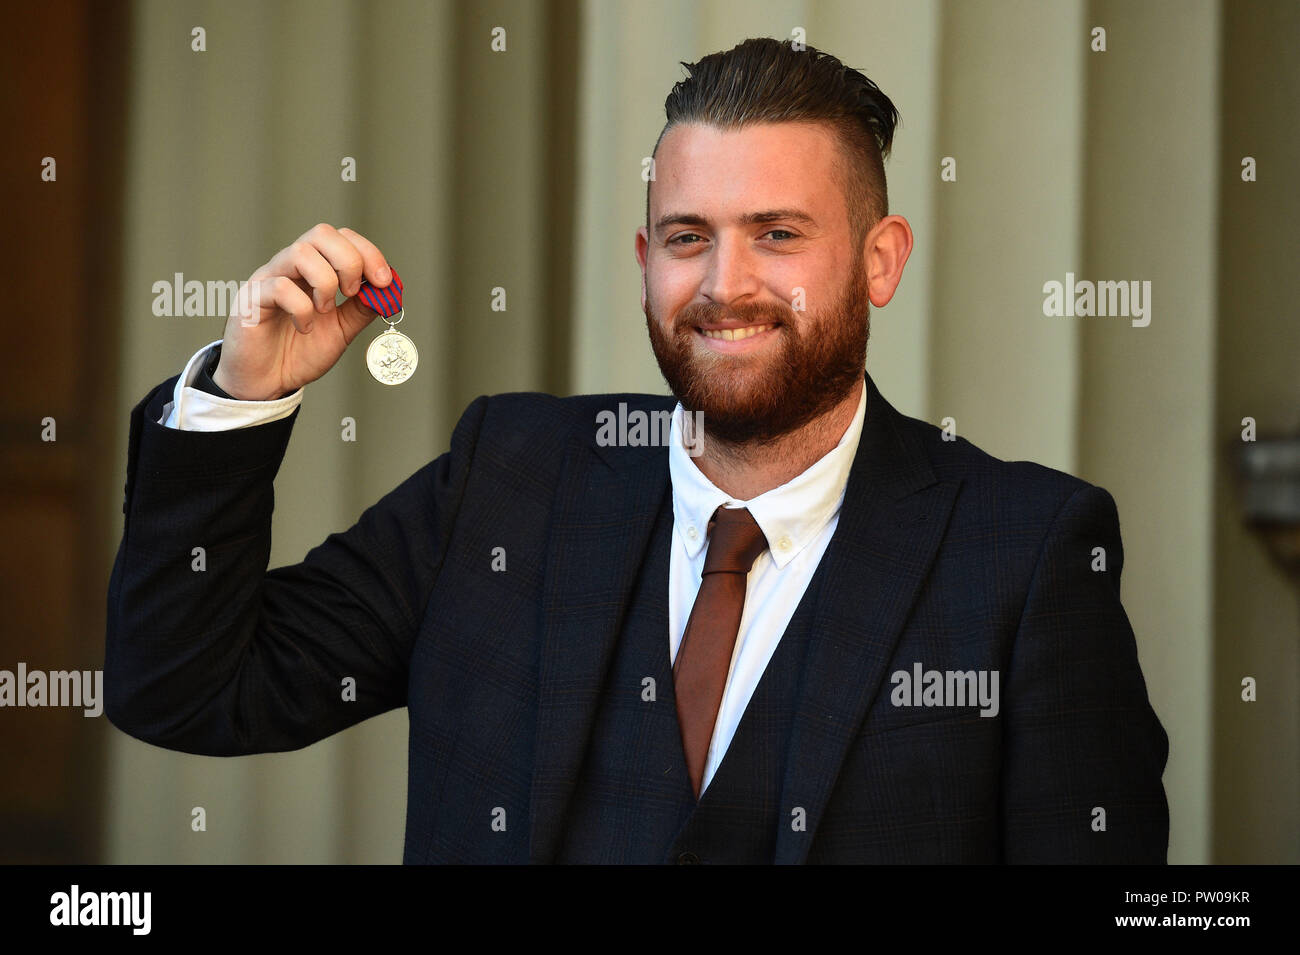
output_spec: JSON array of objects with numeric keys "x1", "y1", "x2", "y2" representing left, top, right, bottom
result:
[
  {"x1": 256, "y1": 223, "x2": 392, "y2": 313},
  {"x1": 261, "y1": 239, "x2": 342, "y2": 314},
  {"x1": 242, "y1": 222, "x2": 393, "y2": 329},
  {"x1": 235, "y1": 276, "x2": 316, "y2": 333},
  {"x1": 303, "y1": 222, "x2": 373, "y2": 300},
  {"x1": 336, "y1": 226, "x2": 392, "y2": 289}
]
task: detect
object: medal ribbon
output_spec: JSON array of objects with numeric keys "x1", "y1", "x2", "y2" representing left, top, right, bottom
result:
[{"x1": 357, "y1": 269, "x2": 403, "y2": 317}]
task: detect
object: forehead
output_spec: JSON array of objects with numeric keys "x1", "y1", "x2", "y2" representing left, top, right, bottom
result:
[{"x1": 651, "y1": 121, "x2": 844, "y2": 218}]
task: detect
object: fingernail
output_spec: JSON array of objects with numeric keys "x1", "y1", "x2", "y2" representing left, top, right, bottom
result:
[
  {"x1": 241, "y1": 315, "x2": 260, "y2": 327},
  {"x1": 378, "y1": 266, "x2": 391, "y2": 283}
]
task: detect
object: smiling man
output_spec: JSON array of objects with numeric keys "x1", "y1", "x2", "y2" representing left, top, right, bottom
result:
[{"x1": 106, "y1": 37, "x2": 1170, "y2": 864}]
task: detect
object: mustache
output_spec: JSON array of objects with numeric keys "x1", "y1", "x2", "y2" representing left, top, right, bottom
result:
[{"x1": 673, "y1": 300, "x2": 792, "y2": 331}]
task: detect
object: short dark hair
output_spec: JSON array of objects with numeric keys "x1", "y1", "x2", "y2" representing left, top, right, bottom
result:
[{"x1": 649, "y1": 37, "x2": 899, "y2": 251}]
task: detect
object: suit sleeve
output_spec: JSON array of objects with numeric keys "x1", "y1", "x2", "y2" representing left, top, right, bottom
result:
[
  {"x1": 1000, "y1": 484, "x2": 1170, "y2": 863},
  {"x1": 105, "y1": 373, "x2": 489, "y2": 756}
]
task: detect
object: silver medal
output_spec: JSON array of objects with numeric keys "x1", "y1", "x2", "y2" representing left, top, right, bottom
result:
[{"x1": 366, "y1": 310, "x2": 418, "y2": 385}]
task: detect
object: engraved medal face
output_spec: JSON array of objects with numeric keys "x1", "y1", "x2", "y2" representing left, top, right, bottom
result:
[{"x1": 367, "y1": 328, "x2": 418, "y2": 385}]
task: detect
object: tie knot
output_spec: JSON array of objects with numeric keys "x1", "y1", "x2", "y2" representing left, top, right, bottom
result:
[{"x1": 701, "y1": 506, "x2": 768, "y2": 576}]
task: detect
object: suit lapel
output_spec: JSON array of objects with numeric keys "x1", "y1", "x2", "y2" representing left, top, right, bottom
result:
[
  {"x1": 528, "y1": 407, "x2": 672, "y2": 862},
  {"x1": 775, "y1": 373, "x2": 960, "y2": 864}
]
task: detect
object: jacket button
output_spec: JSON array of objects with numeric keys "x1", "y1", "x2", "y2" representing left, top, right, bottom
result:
[{"x1": 676, "y1": 851, "x2": 700, "y2": 865}]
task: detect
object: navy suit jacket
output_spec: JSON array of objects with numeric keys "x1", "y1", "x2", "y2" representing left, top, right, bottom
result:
[{"x1": 105, "y1": 370, "x2": 1170, "y2": 863}]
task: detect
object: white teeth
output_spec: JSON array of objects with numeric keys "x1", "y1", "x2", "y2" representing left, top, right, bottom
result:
[{"x1": 700, "y1": 324, "x2": 774, "y2": 341}]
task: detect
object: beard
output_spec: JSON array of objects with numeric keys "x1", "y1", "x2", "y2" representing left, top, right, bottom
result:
[{"x1": 644, "y1": 264, "x2": 871, "y2": 446}]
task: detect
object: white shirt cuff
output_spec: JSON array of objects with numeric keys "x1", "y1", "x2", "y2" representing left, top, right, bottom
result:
[{"x1": 159, "y1": 339, "x2": 304, "y2": 431}]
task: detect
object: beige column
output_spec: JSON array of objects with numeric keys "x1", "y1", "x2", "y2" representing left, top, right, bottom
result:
[{"x1": 1078, "y1": 0, "x2": 1219, "y2": 863}]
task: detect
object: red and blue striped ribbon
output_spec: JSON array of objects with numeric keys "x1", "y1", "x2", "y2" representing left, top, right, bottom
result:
[{"x1": 357, "y1": 269, "x2": 403, "y2": 317}]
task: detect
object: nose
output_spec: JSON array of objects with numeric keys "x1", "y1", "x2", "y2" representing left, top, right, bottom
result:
[{"x1": 698, "y1": 234, "x2": 762, "y2": 306}]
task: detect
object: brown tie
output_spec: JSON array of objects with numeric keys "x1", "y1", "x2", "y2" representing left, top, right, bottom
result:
[{"x1": 673, "y1": 506, "x2": 769, "y2": 799}]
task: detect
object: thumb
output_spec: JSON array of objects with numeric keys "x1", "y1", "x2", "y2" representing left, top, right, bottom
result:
[{"x1": 337, "y1": 290, "x2": 386, "y2": 344}]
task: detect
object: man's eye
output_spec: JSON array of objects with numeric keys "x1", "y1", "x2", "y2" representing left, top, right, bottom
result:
[{"x1": 668, "y1": 231, "x2": 797, "y2": 245}]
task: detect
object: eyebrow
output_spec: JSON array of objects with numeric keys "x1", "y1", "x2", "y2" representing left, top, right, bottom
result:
[{"x1": 653, "y1": 208, "x2": 817, "y2": 239}]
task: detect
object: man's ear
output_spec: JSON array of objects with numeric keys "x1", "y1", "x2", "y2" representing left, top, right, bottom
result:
[
  {"x1": 864, "y1": 215, "x2": 914, "y2": 308},
  {"x1": 635, "y1": 226, "x2": 650, "y2": 311}
]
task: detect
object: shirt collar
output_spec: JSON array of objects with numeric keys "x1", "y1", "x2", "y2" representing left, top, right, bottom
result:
[{"x1": 667, "y1": 381, "x2": 868, "y2": 569}]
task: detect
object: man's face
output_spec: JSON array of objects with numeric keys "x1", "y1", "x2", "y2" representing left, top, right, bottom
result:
[{"x1": 637, "y1": 121, "x2": 872, "y2": 446}]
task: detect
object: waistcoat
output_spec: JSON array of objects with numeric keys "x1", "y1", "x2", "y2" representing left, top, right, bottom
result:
[{"x1": 555, "y1": 484, "x2": 825, "y2": 863}]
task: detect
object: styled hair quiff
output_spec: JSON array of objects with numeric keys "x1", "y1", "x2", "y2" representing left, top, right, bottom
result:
[{"x1": 650, "y1": 37, "x2": 900, "y2": 251}]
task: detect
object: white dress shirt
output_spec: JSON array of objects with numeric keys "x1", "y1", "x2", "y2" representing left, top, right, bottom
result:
[
  {"x1": 162, "y1": 341, "x2": 868, "y2": 794},
  {"x1": 159, "y1": 340, "x2": 303, "y2": 430},
  {"x1": 667, "y1": 384, "x2": 866, "y2": 792}
]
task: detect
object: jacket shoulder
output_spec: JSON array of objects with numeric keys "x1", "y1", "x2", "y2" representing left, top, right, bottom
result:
[
  {"x1": 892, "y1": 407, "x2": 1108, "y2": 524},
  {"x1": 463, "y1": 390, "x2": 674, "y2": 462}
]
